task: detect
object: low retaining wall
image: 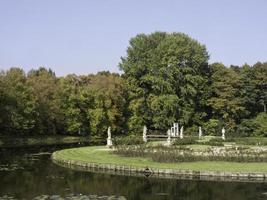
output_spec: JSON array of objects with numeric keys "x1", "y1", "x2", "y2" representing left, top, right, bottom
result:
[{"x1": 51, "y1": 153, "x2": 267, "y2": 183}]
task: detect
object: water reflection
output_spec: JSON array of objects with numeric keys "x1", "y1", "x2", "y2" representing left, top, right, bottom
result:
[{"x1": 0, "y1": 145, "x2": 266, "y2": 200}]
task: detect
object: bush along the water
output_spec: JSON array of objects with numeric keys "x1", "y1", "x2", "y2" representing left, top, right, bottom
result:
[
  {"x1": 113, "y1": 145, "x2": 267, "y2": 163},
  {"x1": 113, "y1": 135, "x2": 144, "y2": 146},
  {"x1": 173, "y1": 137, "x2": 198, "y2": 145}
]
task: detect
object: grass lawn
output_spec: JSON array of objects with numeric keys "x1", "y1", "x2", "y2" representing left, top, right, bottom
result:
[{"x1": 52, "y1": 146, "x2": 267, "y2": 173}]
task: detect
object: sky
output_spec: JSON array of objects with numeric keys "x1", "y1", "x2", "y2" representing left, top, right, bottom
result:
[{"x1": 0, "y1": 0, "x2": 267, "y2": 76}]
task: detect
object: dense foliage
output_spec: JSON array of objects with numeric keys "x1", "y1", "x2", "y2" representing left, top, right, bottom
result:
[
  {"x1": 120, "y1": 32, "x2": 267, "y2": 137},
  {"x1": 0, "y1": 32, "x2": 266, "y2": 137},
  {"x1": 0, "y1": 68, "x2": 128, "y2": 136}
]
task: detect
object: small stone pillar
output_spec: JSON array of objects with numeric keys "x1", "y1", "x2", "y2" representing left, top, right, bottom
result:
[
  {"x1": 107, "y1": 127, "x2": 113, "y2": 147},
  {"x1": 167, "y1": 129, "x2": 171, "y2": 146},
  {"x1": 174, "y1": 123, "x2": 179, "y2": 137},
  {"x1": 143, "y1": 125, "x2": 147, "y2": 143},
  {"x1": 171, "y1": 127, "x2": 174, "y2": 137},
  {"x1": 180, "y1": 126, "x2": 184, "y2": 139},
  {"x1": 199, "y1": 126, "x2": 202, "y2": 139},
  {"x1": 222, "y1": 127, "x2": 225, "y2": 140}
]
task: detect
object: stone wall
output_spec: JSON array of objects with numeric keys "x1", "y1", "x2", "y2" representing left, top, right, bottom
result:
[{"x1": 51, "y1": 153, "x2": 267, "y2": 183}]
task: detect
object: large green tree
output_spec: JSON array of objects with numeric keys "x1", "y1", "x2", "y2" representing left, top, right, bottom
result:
[{"x1": 120, "y1": 32, "x2": 209, "y2": 132}]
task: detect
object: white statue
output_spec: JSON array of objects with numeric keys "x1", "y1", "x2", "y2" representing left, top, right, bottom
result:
[
  {"x1": 170, "y1": 123, "x2": 179, "y2": 137},
  {"x1": 171, "y1": 127, "x2": 175, "y2": 137},
  {"x1": 222, "y1": 127, "x2": 225, "y2": 140},
  {"x1": 180, "y1": 126, "x2": 184, "y2": 139},
  {"x1": 107, "y1": 126, "x2": 112, "y2": 146},
  {"x1": 174, "y1": 123, "x2": 179, "y2": 137},
  {"x1": 199, "y1": 126, "x2": 202, "y2": 139},
  {"x1": 143, "y1": 125, "x2": 147, "y2": 143}
]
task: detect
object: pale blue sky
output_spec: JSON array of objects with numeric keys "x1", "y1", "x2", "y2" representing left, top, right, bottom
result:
[{"x1": 0, "y1": 0, "x2": 267, "y2": 76}]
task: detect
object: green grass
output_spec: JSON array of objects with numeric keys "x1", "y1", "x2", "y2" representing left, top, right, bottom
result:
[
  {"x1": 52, "y1": 146, "x2": 267, "y2": 173},
  {"x1": 186, "y1": 144, "x2": 211, "y2": 150}
]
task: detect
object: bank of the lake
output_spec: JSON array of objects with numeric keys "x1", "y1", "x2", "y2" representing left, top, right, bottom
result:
[
  {"x1": 52, "y1": 146, "x2": 267, "y2": 180},
  {"x1": 0, "y1": 136, "x2": 90, "y2": 148}
]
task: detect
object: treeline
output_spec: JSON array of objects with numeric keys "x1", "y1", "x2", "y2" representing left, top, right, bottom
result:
[
  {"x1": 0, "y1": 68, "x2": 128, "y2": 137},
  {"x1": 0, "y1": 32, "x2": 266, "y2": 137},
  {"x1": 119, "y1": 32, "x2": 267, "y2": 137}
]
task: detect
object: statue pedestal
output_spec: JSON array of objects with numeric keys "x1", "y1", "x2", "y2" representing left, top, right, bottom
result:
[
  {"x1": 222, "y1": 134, "x2": 225, "y2": 140},
  {"x1": 143, "y1": 136, "x2": 147, "y2": 143},
  {"x1": 107, "y1": 138, "x2": 113, "y2": 147},
  {"x1": 167, "y1": 137, "x2": 171, "y2": 146}
]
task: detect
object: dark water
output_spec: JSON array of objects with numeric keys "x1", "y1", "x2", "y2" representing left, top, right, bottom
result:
[{"x1": 0, "y1": 145, "x2": 267, "y2": 200}]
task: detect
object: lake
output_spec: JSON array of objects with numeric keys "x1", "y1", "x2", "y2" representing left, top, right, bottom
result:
[{"x1": 0, "y1": 144, "x2": 266, "y2": 200}]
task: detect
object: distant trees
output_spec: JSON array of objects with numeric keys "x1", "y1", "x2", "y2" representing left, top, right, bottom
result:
[
  {"x1": 59, "y1": 72, "x2": 128, "y2": 137},
  {"x1": 205, "y1": 62, "x2": 267, "y2": 136},
  {"x1": 0, "y1": 68, "x2": 128, "y2": 137},
  {"x1": 0, "y1": 68, "x2": 38, "y2": 135},
  {"x1": 0, "y1": 31, "x2": 266, "y2": 137},
  {"x1": 207, "y1": 63, "x2": 246, "y2": 132}
]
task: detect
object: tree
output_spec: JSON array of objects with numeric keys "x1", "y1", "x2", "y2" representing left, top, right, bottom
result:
[
  {"x1": 119, "y1": 32, "x2": 209, "y2": 132},
  {"x1": 27, "y1": 67, "x2": 62, "y2": 135},
  {"x1": 58, "y1": 72, "x2": 128, "y2": 137},
  {"x1": 251, "y1": 62, "x2": 267, "y2": 113},
  {"x1": 0, "y1": 68, "x2": 36, "y2": 135},
  {"x1": 239, "y1": 62, "x2": 267, "y2": 117},
  {"x1": 58, "y1": 74, "x2": 91, "y2": 135},
  {"x1": 208, "y1": 63, "x2": 246, "y2": 132},
  {"x1": 87, "y1": 72, "x2": 128, "y2": 137}
]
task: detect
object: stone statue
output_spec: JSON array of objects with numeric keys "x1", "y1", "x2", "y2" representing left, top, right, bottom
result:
[
  {"x1": 170, "y1": 123, "x2": 179, "y2": 137},
  {"x1": 222, "y1": 127, "x2": 225, "y2": 140},
  {"x1": 199, "y1": 126, "x2": 202, "y2": 139},
  {"x1": 108, "y1": 127, "x2": 111, "y2": 138},
  {"x1": 180, "y1": 126, "x2": 184, "y2": 139},
  {"x1": 107, "y1": 126, "x2": 112, "y2": 147},
  {"x1": 171, "y1": 127, "x2": 174, "y2": 137},
  {"x1": 143, "y1": 125, "x2": 147, "y2": 143},
  {"x1": 174, "y1": 123, "x2": 179, "y2": 137}
]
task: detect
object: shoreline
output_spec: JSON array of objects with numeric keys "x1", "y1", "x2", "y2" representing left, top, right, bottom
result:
[
  {"x1": 51, "y1": 146, "x2": 267, "y2": 182},
  {"x1": 0, "y1": 136, "x2": 90, "y2": 148}
]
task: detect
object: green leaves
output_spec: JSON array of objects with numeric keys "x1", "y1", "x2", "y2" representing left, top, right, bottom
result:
[
  {"x1": 120, "y1": 32, "x2": 210, "y2": 131},
  {"x1": 208, "y1": 63, "x2": 245, "y2": 125},
  {"x1": 0, "y1": 32, "x2": 266, "y2": 138}
]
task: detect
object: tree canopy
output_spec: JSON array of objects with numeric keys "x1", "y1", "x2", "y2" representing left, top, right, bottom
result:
[
  {"x1": 119, "y1": 32, "x2": 210, "y2": 132},
  {"x1": 0, "y1": 31, "x2": 266, "y2": 137}
]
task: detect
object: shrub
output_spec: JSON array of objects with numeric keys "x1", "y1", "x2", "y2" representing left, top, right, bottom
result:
[
  {"x1": 113, "y1": 135, "x2": 144, "y2": 146},
  {"x1": 203, "y1": 119, "x2": 220, "y2": 135},
  {"x1": 113, "y1": 144, "x2": 267, "y2": 163},
  {"x1": 234, "y1": 137, "x2": 267, "y2": 146},
  {"x1": 237, "y1": 119, "x2": 256, "y2": 137},
  {"x1": 173, "y1": 137, "x2": 197, "y2": 145},
  {"x1": 184, "y1": 125, "x2": 198, "y2": 136},
  {"x1": 204, "y1": 141, "x2": 224, "y2": 146},
  {"x1": 237, "y1": 113, "x2": 267, "y2": 137},
  {"x1": 253, "y1": 113, "x2": 267, "y2": 137}
]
